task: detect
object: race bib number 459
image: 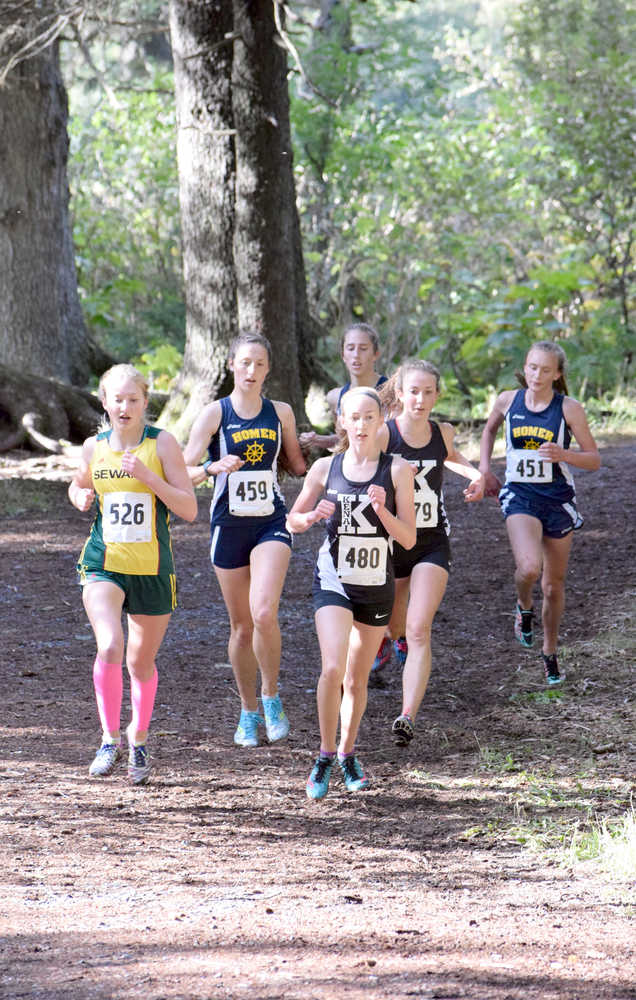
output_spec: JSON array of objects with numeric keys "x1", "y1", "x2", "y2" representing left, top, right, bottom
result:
[
  {"x1": 337, "y1": 536, "x2": 388, "y2": 586},
  {"x1": 228, "y1": 470, "x2": 275, "y2": 517},
  {"x1": 506, "y1": 449, "x2": 553, "y2": 483},
  {"x1": 102, "y1": 491, "x2": 152, "y2": 543}
]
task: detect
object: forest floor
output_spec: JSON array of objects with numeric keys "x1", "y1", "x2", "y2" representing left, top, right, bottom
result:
[{"x1": 0, "y1": 435, "x2": 634, "y2": 1000}]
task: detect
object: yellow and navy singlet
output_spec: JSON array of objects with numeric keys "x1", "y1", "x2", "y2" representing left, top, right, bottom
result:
[
  {"x1": 78, "y1": 426, "x2": 175, "y2": 576},
  {"x1": 207, "y1": 396, "x2": 287, "y2": 527},
  {"x1": 503, "y1": 390, "x2": 575, "y2": 501},
  {"x1": 314, "y1": 451, "x2": 396, "y2": 606}
]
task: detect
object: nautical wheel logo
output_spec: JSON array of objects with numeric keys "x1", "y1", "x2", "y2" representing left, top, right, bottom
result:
[{"x1": 244, "y1": 442, "x2": 266, "y2": 465}]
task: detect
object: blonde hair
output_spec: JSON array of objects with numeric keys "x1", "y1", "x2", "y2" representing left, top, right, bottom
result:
[
  {"x1": 334, "y1": 386, "x2": 382, "y2": 453},
  {"x1": 379, "y1": 358, "x2": 441, "y2": 417},
  {"x1": 516, "y1": 340, "x2": 568, "y2": 394},
  {"x1": 98, "y1": 364, "x2": 149, "y2": 405}
]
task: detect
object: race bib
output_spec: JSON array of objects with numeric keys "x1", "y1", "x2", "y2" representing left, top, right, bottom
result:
[
  {"x1": 506, "y1": 449, "x2": 553, "y2": 484},
  {"x1": 102, "y1": 491, "x2": 152, "y2": 544},
  {"x1": 228, "y1": 470, "x2": 275, "y2": 517},
  {"x1": 414, "y1": 461, "x2": 438, "y2": 527},
  {"x1": 337, "y1": 536, "x2": 388, "y2": 586}
]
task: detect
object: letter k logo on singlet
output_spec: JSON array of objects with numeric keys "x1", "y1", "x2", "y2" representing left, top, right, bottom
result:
[{"x1": 337, "y1": 493, "x2": 375, "y2": 534}]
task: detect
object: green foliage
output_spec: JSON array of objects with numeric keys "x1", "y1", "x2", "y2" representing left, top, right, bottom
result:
[
  {"x1": 64, "y1": 43, "x2": 183, "y2": 374},
  {"x1": 290, "y1": 0, "x2": 635, "y2": 406}
]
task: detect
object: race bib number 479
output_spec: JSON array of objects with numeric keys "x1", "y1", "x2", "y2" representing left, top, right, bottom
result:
[{"x1": 102, "y1": 491, "x2": 152, "y2": 543}]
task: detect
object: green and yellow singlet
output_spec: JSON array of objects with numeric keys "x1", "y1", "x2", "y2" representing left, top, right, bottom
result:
[{"x1": 79, "y1": 426, "x2": 175, "y2": 576}]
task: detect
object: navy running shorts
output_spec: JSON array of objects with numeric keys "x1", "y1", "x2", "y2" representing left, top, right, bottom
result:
[
  {"x1": 210, "y1": 516, "x2": 292, "y2": 569},
  {"x1": 498, "y1": 486, "x2": 583, "y2": 538},
  {"x1": 312, "y1": 582, "x2": 393, "y2": 627}
]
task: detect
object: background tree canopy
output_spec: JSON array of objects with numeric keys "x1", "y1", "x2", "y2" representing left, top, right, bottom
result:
[{"x1": 2, "y1": 0, "x2": 634, "y2": 444}]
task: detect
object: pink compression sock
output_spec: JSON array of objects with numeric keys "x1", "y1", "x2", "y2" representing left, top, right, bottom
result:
[
  {"x1": 130, "y1": 667, "x2": 158, "y2": 736},
  {"x1": 93, "y1": 656, "x2": 123, "y2": 737}
]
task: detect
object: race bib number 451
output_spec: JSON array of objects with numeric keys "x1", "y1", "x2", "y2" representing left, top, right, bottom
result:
[
  {"x1": 337, "y1": 536, "x2": 388, "y2": 586},
  {"x1": 228, "y1": 470, "x2": 275, "y2": 517},
  {"x1": 506, "y1": 449, "x2": 553, "y2": 483},
  {"x1": 102, "y1": 491, "x2": 152, "y2": 544}
]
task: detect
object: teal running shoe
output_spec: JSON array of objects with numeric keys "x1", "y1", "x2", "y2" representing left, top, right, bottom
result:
[
  {"x1": 394, "y1": 637, "x2": 408, "y2": 667},
  {"x1": 234, "y1": 709, "x2": 262, "y2": 747},
  {"x1": 306, "y1": 756, "x2": 333, "y2": 800},
  {"x1": 262, "y1": 694, "x2": 290, "y2": 742},
  {"x1": 338, "y1": 755, "x2": 370, "y2": 792},
  {"x1": 543, "y1": 653, "x2": 563, "y2": 686},
  {"x1": 514, "y1": 603, "x2": 534, "y2": 649}
]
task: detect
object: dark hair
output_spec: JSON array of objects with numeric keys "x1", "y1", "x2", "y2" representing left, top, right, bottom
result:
[
  {"x1": 515, "y1": 340, "x2": 568, "y2": 394},
  {"x1": 229, "y1": 331, "x2": 272, "y2": 365},
  {"x1": 334, "y1": 386, "x2": 382, "y2": 453},
  {"x1": 340, "y1": 322, "x2": 381, "y2": 354},
  {"x1": 379, "y1": 358, "x2": 441, "y2": 416}
]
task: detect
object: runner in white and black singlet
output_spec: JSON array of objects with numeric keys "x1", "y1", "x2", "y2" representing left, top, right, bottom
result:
[
  {"x1": 372, "y1": 360, "x2": 484, "y2": 746},
  {"x1": 480, "y1": 340, "x2": 600, "y2": 685},
  {"x1": 288, "y1": 387, "x2": 416, "y2": 800}
]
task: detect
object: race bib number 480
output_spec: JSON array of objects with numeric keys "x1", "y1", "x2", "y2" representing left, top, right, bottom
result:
[
  {"x1": 337, "y1": 536, "x2": 388, "y2": 586},
  {"x1": 506, "y1": 449, "x2": 553, "y2": 483},
  {"x1": 102, "y1": 491, "x2": 152, "y2": 543},
  {"x1": 228, "y1": 470, "x2": 275, "y2": 517}
]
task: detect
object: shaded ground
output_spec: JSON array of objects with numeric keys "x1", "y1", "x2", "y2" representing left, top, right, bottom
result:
[{"x1": 0, "y1": 439, "x2": 634, "y2": 1000}]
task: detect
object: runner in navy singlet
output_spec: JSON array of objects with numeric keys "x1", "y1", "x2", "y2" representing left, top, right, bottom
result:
[
  {"x1": 480, "y1": 341, "x2": 600, "y2": 685},
  {"x1": 299, "y1": 323, "x2": 387, "y2": 453},
  {"x1": 183, "y1": 333, "x2": 306, "y2": 749},
  {"x1": 288, "y1": 387, "x2": 416, "y2": 800}
]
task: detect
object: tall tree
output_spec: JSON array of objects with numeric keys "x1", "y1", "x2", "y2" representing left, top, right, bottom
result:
[
  {"x1": 0, "y1": 33, "x2": 97, "y2": 383},
  {"x1": 164, "y1": 0, "x2": 313, "y2": 434},
  {"x1": 161, "y1": 0, "x2": 237, "y2": 441}
]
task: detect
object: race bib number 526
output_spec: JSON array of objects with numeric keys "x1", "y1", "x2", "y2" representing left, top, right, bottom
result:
[{"x1": 102, "y1": 491, "x2": 152, "y2": 543}]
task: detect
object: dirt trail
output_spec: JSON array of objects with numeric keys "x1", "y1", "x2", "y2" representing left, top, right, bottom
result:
[{"x1": 1, "y1": 440, "x2": 634, "y2": 999}]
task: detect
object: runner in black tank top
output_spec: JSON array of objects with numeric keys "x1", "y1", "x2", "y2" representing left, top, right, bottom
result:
[
  {"x1": 288, "y1": 387, "x2": 416, "y2": 800},
  {"x1": 373, "y1": 361, "x2": 484, "y2": 747}
]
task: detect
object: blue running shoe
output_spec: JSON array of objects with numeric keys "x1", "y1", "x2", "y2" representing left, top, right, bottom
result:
[
  {"x1": 514, "y1": 603, "x2": 534, "y2": 649},
  {"x1": 338, "y1": 755, "x2": 370, "y2": 792},
  {"x1": 371, "y1": 636, "x2": 392, "y2": 673},
  {"x1": 234, "y1": 709, "x2": 262, "y2": 747},
  {"x1": 394, "y1": 636, "x2": 408, "y2": 667},
  {"x1": 127, "y1": 744, "x2": 151, "y2": 785},
  {"x1": 262, "y1": 694, "x2": 290, "y2": 742},
  {"x1": 306, "y1": 756, "x2": 333, "y2": 800}
]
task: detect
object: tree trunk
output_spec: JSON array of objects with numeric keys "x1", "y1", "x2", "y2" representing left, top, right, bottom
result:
[
  {"x1": 231, "y1": 0, "x2": 304, "y2": 412},
  {"x1": 0, "y1": 39, "x2": 98, "y2": 384},
  {"x1": 161, "y1": 0, "x2": 237, "y2": 442},
  {"x1": 0, "y1": 362, "x2": 103, "y2": 453}
]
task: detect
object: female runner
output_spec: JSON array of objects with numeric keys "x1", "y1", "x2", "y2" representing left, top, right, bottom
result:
[
  {"x1": 374, "y1": 359, "x2": 484, "y2": 744},
  {"x1": 479, "y1": 340, "x2": 600, "y2": 684},
  {"x1": 183, "y1": 332, "x2": 306, "y2": 747},
  {"x1": 287, "y1": 386, "x2": 416, "y2": 799},
  {"x1": 69, "y1": 364, "x2": 197, "y2": 784},
  {"x1": 299, "y1": 322, "x2": 387, "y2": 453}
]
